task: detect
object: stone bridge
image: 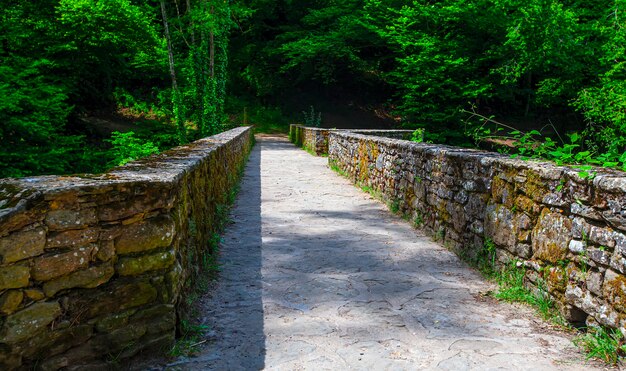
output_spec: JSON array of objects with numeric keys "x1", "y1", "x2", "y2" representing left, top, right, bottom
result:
[{"x1": 1, "y1": 125, "x2": 625, "y2": 369}]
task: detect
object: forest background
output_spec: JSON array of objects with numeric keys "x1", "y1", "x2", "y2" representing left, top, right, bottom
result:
[{"x1": 1, "y1": 0, "x2": 625, "y2": 178}]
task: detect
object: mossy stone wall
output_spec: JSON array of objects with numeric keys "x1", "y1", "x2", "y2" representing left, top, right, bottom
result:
[
  {"x1": 0, "y1": 127, "x2": 253, "y2": 370},
  {"x1": 328, "y1": 130, "x2": 626, "y2": 336},
  {"x1": 289, "y1": 124, "x2": 412, "y2": 155}
]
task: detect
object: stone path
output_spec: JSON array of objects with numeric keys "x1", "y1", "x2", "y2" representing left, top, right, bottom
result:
[{"x1": 166, "y1": 136, "x2": 598, "y2": 370}]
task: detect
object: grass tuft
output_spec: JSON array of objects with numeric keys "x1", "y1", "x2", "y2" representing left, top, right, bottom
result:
[{"x1": 574, "y1": 326, "x2": 626, "y2": 365}]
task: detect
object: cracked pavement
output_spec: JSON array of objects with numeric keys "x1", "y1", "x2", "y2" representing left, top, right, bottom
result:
[{"x1": 165, "y1": 135, "x2": 598, "y2": 370}]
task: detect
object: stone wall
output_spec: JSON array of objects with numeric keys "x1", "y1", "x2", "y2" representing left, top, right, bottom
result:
[
  {"x1": 328, "y1": 130, "x2": 626, "y2": 335},
  {"x1": 0, "y1": 127, "x2": 253, "y2": 370},
  {"x1": 289, "y1": 124, "x2": 412, "y2": 155}
]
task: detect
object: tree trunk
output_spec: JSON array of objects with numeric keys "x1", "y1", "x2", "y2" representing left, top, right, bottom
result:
[{"x1": 160, "y1": 0, "x2": 186, "y2": 143}]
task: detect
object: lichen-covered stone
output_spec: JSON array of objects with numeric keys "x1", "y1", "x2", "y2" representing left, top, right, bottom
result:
[
  {"x1": 96, "y1": 240, "x2": 115, "y2": 262},
  {"x1": 31, "y1": 245, "x2": 95, "y2": 282},
  {"x1": 46, "y1": 228, "x2": 98, "y2": 249},
  {"x1": 116, "y1": 249, "x2": 175, "y2": 276},
  {"x1": 589, "y1": 226, "x2": 617, "y2": 248},
  {"x1": 587, "y1": 270, "x2": 604, "y2": 296},
  {"x1": 0, "y1": 227, "x2": 45, "y2": 264},
  {"x1": 531, "y1": 208, "x2": 572, "y2": 263},
  {"x1": 603, "y1": 269, "x2": 626, "y2": 313},
  {"x1": 23, "y1": 289, "x2": 45, "y2": 301},
  {"x1": 568, "y1": 240, "x2": 585, "y2": 254},
  {"x1": 610, "y1": 250, "x2": 626, "y2": 274},
  {"x1": 93, "y1": 309, "x2": 137, "y2": 333},
  {"x1": 0, "y1": 345, "x2": 21, "y2": 370},
  {"x1": 18, "y1": 324, "x2": 93, "y2": 360},
  {"x1": 114, "y1": 216, "x2": 175, "y2": 255},
  {"x1": 0, "y1": 265, "x2": 30, "y2": 290},
  {"x1": 38, "y1": 343, "x2": 98, "y2": 371},
  {"x1": 1, "y1": 301, "x2": 61, "y2": 343},
  {"x1": 131, "y1": 304, "x2": 175, "y2": 335},
  {"x1": 0, "y1": 290, "x2": 23, "y2": 315},
  {"x1": 67, "y1": 281, "x2": 158, "y2": 320},
  {"x1": 484, "y1": 203, "x2": 515, "y2": 247},
  {"x1": 588, "y1": 248, "x2": 611, "y2": 266},
  {"x1": 89, "y1": 323, "x2": 147, "y2": 353},
  {"x1": 45, "y1": 209, "x2": 97, "y2": 231},
  {"x1": 43, "y1": 263, "x2": 114, "y2": 297}
]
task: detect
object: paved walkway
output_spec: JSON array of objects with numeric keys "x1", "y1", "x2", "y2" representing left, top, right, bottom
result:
[{"x1": 169, "y1": 136, "x2": 595, "y2": 370}]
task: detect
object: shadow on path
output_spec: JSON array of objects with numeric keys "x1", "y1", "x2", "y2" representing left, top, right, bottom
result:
[{"x1": 167, "y1": 137, "x2": 265, "y2": 369}]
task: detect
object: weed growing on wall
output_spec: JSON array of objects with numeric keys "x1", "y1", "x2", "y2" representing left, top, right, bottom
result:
[
  {"x1": 169, "y1": 320, "x2": 210, "y2": 357},
  {"x1": 413, "y1": 212, "x2": 423, "y2": 228},
  {"x1": 574, "y1": 326, "x2": 626, "y2": 365}
]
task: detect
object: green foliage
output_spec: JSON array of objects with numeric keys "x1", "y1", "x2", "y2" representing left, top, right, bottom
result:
[
  {"x1": 410, "y1": 129, "x2": 425, "y2": 143},
  {"x1": 1, "y1": 0, "x2": 233, "y2": 178},
  {"x1": 388, "y1": 199, "x2": 400, "y2": 214},
  {"x1": 107, "y1": 131, "x2": 160, "y2": 167},
  {"x1": 302, "y1": 106, "x2": 322, "y2": 128},
  {"x1": 169, "y1": 320, "x2": 210, "y2": 357},
  {"x1": 465, "y1": 109, "x2": 626, "y2": 173},
  {"x1": 574, "y1": 326, "x2": 626, "y2": 365},
  {"x1": 413, "y1": 212, "x2": 423, "y2": 228}
]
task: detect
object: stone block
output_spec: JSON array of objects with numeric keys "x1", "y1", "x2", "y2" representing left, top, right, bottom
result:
[
  {"x1": 571, "y1": 217, "x2": 590, "y2": 240},
  {"x1": 514, "y1": 195, "x2": 540, "y2": 216},
  {"x1": 18, "y1": 324, "x2": 93, "y2": 360},
  {"x1": 116, "y1": 249, "x2": 176, "y2": 276},
  {"x1": 602, "y1": 269, "x2": 626, "y2": 313},
  {"x1": 491, "y1": 177, "x2": 514, "y2": 207},
  {"x1": 31, "y1": 245, "x2": 95, "y2": 282},
  {"x1": 131, "y1": 304, "x2": 175, "y2": 335},
  {"x1": 589, "y1": 226, "x2": 617, "y2": 248},
  {"x1": 96, "y1": 240, "x2": 115, "y2": 262},
  {"x1": 46, "y1": 228, "x2": 98, "y2": 249},
  {"x1": 568, "y1": 240, "x2": 585, "y2": 254},
  {"x1": 484, "y1": 203, "x2": 515, "y2": 247},
  {"x1": 0, "y1": 227, "x2": 45, "y2": 264},
  {"x1": 43, "y1": 263, "x2": 114, "y2": 297},
  {"x1": 531, "y1": 208, "x2": 572, "y2": 263},
  {"x1": 586, "y1": 270, "x2": 604, "y2": 297},
  {"x1": 0, "y1": 265, "x2": 30, "y2": 290},
  {"x1": 45, "y1": 209, "x2": 97, "y2": 231},
  {"x1": 0, "y1": 344, "x2": 21, "y2": 370},
  {"x1": 38, "y1": 343, "x2": 98, "y2": 371},
  {"x1": 588, "y1": 248, "x2": 611, "y2": 266},
  {"x1": 570, "y1": 202, "x2": 603, "y2": 221},
  {"x1": 0, "y1": 290, "x2": 23, "y2": 315},
  {"x1": 89, "y1": 323, "x2": 147, "y2": 353},
  {"x1": 610, "y1": 250, "x2": 626, "y2": 274},
  {"x1": 94, "y1": 309, "x2": 137, "y2": 333},
  {"x1": 23, "y1": 289, "x2": 45, "y2": 301},
  {"x1": 98, "y1": 188, "x2": 174, "y2": 222},
  {"x1": 67, "y1": 281, "x2": 158, "y2": 320},
  {"x1": 114, "y1": 216, "x2": 175, "y2": 255},
  {"x1": 0, "y1": 301, "x2": 61, "y2": 343}
]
